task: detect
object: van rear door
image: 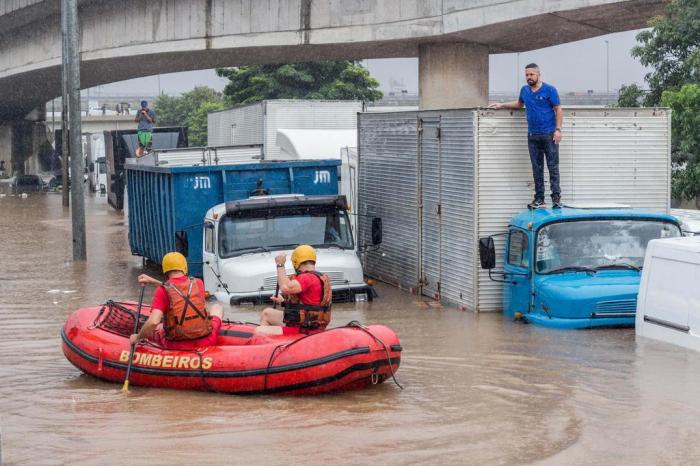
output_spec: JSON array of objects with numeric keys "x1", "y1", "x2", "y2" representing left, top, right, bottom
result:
[{"x1": 640, "y1": 244, "x2": 692, "y2": 332}]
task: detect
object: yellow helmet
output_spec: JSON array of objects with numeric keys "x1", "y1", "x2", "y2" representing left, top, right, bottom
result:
[
  {"x1": 162, "y1": 252, "x2": 188, "y2": 274},
  {"x1": 291, "y1": 245, "x2": 316, "y2": 270}
]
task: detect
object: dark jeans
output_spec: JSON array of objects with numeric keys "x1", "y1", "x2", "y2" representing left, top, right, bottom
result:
[{"x1": 527, "y1": 133, "x2": 561, "y2": 201}]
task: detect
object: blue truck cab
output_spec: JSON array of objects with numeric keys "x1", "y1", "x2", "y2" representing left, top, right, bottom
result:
[{"x1": 479, "y1": 207, "x2": 682, "y2": 329}]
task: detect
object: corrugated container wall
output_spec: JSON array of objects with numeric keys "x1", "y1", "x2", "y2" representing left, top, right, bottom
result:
[
  {"x1": 358, "y1": 108, "x2": 671, "y2": 312},
  {"x1": 207, "y1": 100, "x2": 363, "y2": 158},
  {"x1": 208, "y1": 103, "x2": 264, "y2": 147}
]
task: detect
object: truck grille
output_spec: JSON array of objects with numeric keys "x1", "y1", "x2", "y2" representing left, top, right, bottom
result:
[
  {"x1": 593, "y1": 299, "x2": 637, "y2": 315},
  {"x1": 262, "y1": 271, "x2": 347, "y2": 291}
]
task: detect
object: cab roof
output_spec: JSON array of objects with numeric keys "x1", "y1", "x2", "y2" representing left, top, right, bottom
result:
[
  {"x1": 510, "y1": 207, "x2": 679, "y2": 230},
  {"x1": 206, "y1": 194, "x2": 346, "y2": 219}
]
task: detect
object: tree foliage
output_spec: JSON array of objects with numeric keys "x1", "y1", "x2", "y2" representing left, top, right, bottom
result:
[
  {"x1": 188, "y1": 100, "x2": 225, "y2": 147},
  {"x1": 614, "y1": 84, "x2": 644, "y2": 107},
  {"x1": 154, "y1": 87, "x2": 223, "y2": 146},
  {"x1": 661, "y1": 84, "x2": 700, "y2": 200},
  {"x1": 632, "y1": 0, "x2": 700, "y2": 106},
  {"x1": 216, "y1": 61, "x2": 383, "y2": 106},
  {"x1": 621, "y1": 0, "x2": 700, "y2": 200}
]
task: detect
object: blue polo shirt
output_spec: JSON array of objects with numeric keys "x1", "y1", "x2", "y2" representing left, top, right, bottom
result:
[{"x1": 518, "y1": 83, "x2": 560, "y2": 134}]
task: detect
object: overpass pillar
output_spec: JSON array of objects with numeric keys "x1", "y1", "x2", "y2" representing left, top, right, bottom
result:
[
  {"x1": 0, "y1": 114, "x2": 53, "y2": 177},
  {"x1": 419, "y1": 42, "x2": 489, "y2": 110}
]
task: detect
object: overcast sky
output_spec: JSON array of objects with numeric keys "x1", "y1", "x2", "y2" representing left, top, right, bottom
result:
[{"x1": 89, "y1": 29, "x2": 648, "y2": 98}]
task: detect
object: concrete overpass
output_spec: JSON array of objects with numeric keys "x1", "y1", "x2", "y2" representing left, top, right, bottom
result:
[{"x1": 0, "y1": 0, "x2": 666, "y2": 173}]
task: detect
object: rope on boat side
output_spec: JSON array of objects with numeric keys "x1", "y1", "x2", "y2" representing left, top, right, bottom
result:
[{"x1": 342, "y1": 320, "x2": 404, "y2": 390}]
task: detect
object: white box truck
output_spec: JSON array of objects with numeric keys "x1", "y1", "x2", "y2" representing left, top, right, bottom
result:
[{"x1": 358, "y1": 107, "x2": 672, "y2": 312}]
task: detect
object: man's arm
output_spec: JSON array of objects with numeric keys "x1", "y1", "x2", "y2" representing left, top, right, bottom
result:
[
  {"x1": 488, "y1": 100, "x2": 524, "y2": 110},
  {"x1": 129, "y1": 309, "x2": 163, "y2": 344},
  {"x1": 274, "y1": 254, "x2": 302, "y2": 295},
  {"x1": 553, "y1": 105, "x2": 563, "y2": 143}
]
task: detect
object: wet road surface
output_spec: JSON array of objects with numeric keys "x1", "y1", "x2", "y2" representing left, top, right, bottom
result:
[{"x1": 2, "y1": 193, "x2": 700, "y2": 465}]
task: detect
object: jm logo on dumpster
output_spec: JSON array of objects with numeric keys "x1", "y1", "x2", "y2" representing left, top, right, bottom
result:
[
  {"x1": 194, "y1": 176, "x2": 211, "y2": 189},
  {"x1": 314, "y1": 170, "x2": 331, "y2": 184}
]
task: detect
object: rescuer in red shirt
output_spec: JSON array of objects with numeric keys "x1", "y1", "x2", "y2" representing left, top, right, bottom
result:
[
  {"x1": 129, "y1": 252, "x2": 224, "y2": 349},
  {"x1": 257, "y1": 245, "x2": 332, "y2": 336}
]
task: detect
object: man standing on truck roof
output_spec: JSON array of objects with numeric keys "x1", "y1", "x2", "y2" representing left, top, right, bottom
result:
[
  {"x1": 489, "y1": 63, "x2": 563, "y2": 209},
  {"x1": 134, "y1": 100, "x2": 155, "y2": 157},
  {"x1": 256, "y1": 245, "x2": 332, "y2": 336},
  {"x1": 129, "y1": 252, "x2": 224, "y2": 349}
]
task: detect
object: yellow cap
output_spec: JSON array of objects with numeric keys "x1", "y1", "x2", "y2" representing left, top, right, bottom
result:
[
  {"x1": 162, "y1": 252, "x2": 187, "y2": 274},
  {"x1": 291, "y1": 245, "x2": 316, "y2": 270}
]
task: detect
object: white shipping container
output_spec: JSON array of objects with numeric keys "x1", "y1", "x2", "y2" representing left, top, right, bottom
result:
[
  {"x1": 358, "y1": 108, "x2": 671, "y2": 312},
  {"x1": 207, "y1": 100, "x2": 364, "y2": 159}
]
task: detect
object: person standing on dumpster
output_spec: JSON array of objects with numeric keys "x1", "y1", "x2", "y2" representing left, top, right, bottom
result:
[
  {"x1": 489, "y1": 63, "x2": 563, "y2": 209},
  {"x1": 134, "y1": 100, "x2": 155, "y2": 156}
]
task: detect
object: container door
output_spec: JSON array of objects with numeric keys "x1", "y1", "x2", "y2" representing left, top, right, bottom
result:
[
  {"x1": 503, "y1": 228, "x2": 531, "y2": 318},
  {"x1": 419, "y1": 117, "x2": 442, "y2": 299},
  {"x1": 202, "y1": 222, "x2": 219, "y2": 295}
]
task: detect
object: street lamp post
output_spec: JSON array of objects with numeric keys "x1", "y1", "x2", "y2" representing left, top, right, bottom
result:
[
  {"x1": 62, "y1": 0, "x2": 87, "y2": 261},
  {"x1": 605, "y1": 40, "x2": 610, "y2": 95}
]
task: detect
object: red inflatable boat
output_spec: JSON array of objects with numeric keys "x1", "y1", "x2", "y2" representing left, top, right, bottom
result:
[{"x1": 62, "y1": 301, "x2": 402, "y2": 395}]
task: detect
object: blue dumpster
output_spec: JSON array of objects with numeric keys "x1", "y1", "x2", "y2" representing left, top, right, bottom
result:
[{"x1": 126, "y1": 160, "x2": 341, "y2": 277}]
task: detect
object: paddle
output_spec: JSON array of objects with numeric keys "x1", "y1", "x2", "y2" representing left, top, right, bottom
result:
[
  {"x1": 121, "y1": 285, "x2": 146, "y2": 393},
  {"x1": 273, "y1": 281, "x2": 280, "y2": 309}
]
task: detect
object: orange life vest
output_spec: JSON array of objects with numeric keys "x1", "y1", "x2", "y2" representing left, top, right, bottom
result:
[
  {"x1": 283, "y1": 271, "x2": 332, "y2": 332},
  {"x1": 162, "y1": 277, "x2": 212, "y2": 341}
]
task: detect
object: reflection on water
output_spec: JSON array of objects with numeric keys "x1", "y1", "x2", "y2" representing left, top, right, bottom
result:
[{"x1": 2, "y1": 194, "x2": 700, "y2": 465}]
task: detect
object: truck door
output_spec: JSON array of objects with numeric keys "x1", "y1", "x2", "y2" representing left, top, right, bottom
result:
[
  {"x1": 503, "y1": 228, "x2": 531, "y2": 318},
  {"x1": 202, "y1": 222, "x2": 219, "y2": 294}
]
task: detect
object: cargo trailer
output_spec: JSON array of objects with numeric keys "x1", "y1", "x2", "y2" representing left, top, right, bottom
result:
[
  {"x1": 207, "y1": 100, "x2": 363, "y2": 159},
  {"x1": 357, "y1": 107, "x2": 671, "y2": 312}
]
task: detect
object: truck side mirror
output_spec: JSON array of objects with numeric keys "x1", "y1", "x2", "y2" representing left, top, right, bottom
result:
[
  {"x1": 175, "y1": 230, "x2": 189, "y2": 257},
  {"x1": 371, "y1": 218, "x2": 382, "y2": 245},
  {"x1": 479, "y1": 237, "x2": 496, "y2": 269},
  {"x1": 89, "y1": 162, "x2": 95, "y2": 172}
]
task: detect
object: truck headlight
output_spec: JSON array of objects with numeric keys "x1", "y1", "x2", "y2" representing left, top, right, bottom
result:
[{"x1": 354, "y1": 293, "x2": 368, "y2": 303}]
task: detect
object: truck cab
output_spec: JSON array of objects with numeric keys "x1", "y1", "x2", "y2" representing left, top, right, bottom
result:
[
  {"x1": 480, "y1": 207, "x2": 682, "y2": 328},
  {"x1": 203, "y1": 194, "x2": 375, "y2": 305}
]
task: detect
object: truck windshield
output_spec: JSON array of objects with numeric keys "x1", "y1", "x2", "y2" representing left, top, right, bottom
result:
[
  {"x1": 536, "y1": 219, "x2": 681, "y2": 274},
  {"x1": 218, "y1": 209, "x2": 354, "y2": 258}
]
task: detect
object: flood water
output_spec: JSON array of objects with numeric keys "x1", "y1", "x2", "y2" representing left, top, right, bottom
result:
[{"x1": 2, "y1": 193, "x2": 700, "y2": 465}]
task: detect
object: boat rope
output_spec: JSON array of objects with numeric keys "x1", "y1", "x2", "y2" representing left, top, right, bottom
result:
[
  {"x1": 342, "y1": 321, "x2": 403, "y2": 390},
  {"x1": 262, "y1": 322, "x2": 404, "y2": 391},
  {"x1": 263, "y1": 343, "x2": 287, "y2": 391}
]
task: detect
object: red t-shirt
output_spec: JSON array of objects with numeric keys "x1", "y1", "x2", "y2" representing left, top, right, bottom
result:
[
  {"x1": 295, "y1": 272, "x2": 323, "y2": 305},
  {"x1": 152, "y1": 275, "x2": 206, "y2": 313}
]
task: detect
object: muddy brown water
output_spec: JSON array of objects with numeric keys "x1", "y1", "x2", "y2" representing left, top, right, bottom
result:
[{"x1": 2, "y1": 193, "x2": 700, "y2": 465}]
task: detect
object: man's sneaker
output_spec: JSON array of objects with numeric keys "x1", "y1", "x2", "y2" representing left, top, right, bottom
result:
[
  {"x1": 527, "y1": 199, "x2": 545, "y2": 209},
  {"x1": 552, "y1": 196, "x2": 563, "y2": 209}
]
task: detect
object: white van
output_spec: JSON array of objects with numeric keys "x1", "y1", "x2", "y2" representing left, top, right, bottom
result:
[{"x1": 636, "y1": 237, "x2": 700, "y2": 351}]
